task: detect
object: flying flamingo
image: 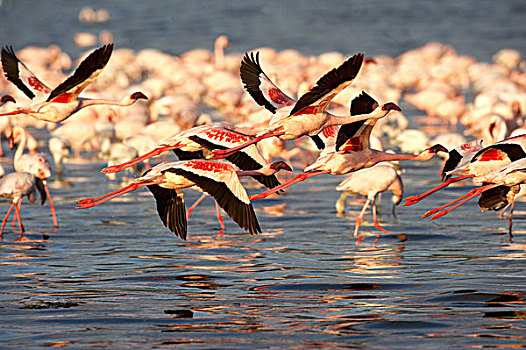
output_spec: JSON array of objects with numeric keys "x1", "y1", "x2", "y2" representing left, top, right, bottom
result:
[
  {"x1": 0, "y1": 44, "x2": 148, "y2": 123},
  {"x1": 249, "y1": 92, "x2": 445, "y2": 200},
  {"x1": 421, "y1": 157, "x2": 526, "y2": 236},
  {"x1": 0, "y1": 171, "x2": 46, "y2": 238},
  {"x1": 75, "y1": 159, "x2": 287, "y2": 239},
  {"x1": 335, "y1": 163, "x2": 403, "y2": 240},
  {"x1": 404, "y1": 135, "x2": 526, "y2": 206},
  {"x1": 212, "y1": 51, "x2": 399, "y2": 159},
  {"x1": 10, "y1": 126, "x2": 57, "y2": 228}
]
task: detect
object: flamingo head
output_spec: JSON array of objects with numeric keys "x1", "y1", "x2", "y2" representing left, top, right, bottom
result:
[
  {"x1": 364, "y1": 58, "x2": 377, "y2": 65},
  {"x1": 269, "y1": 160, "x2": 293, "y2": 172},
  {"x1": 1, "y1": 95, "x2": 15, "y2": 104},
  {"x1": 428, "y1": 144, "x2": 448, "y2": 154},
  {"x1": 381, "y1": 102, "x2": 401, "y2": 112},
  {"x1": 130, "y1": 92, "x2": 148, "y2": 101}
]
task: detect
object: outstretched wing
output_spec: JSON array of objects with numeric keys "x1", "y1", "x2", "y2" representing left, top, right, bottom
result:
[
  {"x1": 147, "y1": 185, "x2": 187, "y2": 240},
  {"x1": 441, "y1": 140, "x2": 484, "y2": 181},
  {"x1": 289, "y1": 52, "x2": 364, "y2": 117},
  {"x1": 240, "y1": 51, "x2": 295, "y2": 113},
  {"x1": 168, "y1": 160, "x2": 262, "y2": 234},
  {"x1": 46, "y1": 43, "x2": 114, "y2": 103},
  {"x1": 336, "y1": 91, "x2": 379, "y2": 152},
  {"x1": 1, "y1": 46, "x2": 52, "y2": 100}
]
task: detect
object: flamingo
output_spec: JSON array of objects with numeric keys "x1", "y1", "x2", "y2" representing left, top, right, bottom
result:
[
  {"x1": 10, "y1": 126, "x2": 57, "y2": 228},
  {"x1": 75, "y1": 159, "x2": 281, "y2": 239},
  {"x1": 335, "y1": 163, "x2": 403, "y2": 239},
  {"x1": 249, "y1": 92, "x2": 445, "y2": 200},
  {"x1": 0, "y1": 44, "x2": 148, "y2": 123},
  {"x1": 212, "y1": 52, "x2": 400, "y2": 159},
  {"x1": 421, "y1": 157, "x2": 526, "y2": 236},
  {"x1": 0, "y1": 171, "x2": 46, "y2": 238},
  {"x1": 404, "y1": 135, "x2": 526, "y2": 206}
]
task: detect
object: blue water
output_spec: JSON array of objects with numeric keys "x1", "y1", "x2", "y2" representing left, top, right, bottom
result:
[{"x1": 0, "y1": 1, "x2": 526, "y2": 349}]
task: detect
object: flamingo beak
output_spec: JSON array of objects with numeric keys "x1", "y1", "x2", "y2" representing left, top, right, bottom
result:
[
  {"x1": 270, "y1": 161, "x2": 293, "y2": 172},
  {"x1": 429, "y1": 144, "x2": 448, "y2": 154},
  {"x1": 382, "y1": 102, "x2": 401, "y2": 111},
  {"x1": 1, "y1": 95, "x2": 16, "y2": 104},
  {"x1": 131, "y1": 92, "x2": 148, "y2": 100}
]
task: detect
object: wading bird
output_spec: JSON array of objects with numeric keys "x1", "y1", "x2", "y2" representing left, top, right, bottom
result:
[
  {"x1": 0, "y1": 44, "x2": 147, "y2": 123},
  {"x1": 0, "y1": 171, "x2": 46, "y2": 238}
]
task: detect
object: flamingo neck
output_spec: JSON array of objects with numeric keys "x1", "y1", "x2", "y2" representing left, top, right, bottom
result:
[
  {"x1": 326, "y1": 107, "x2": 387, "y2": 127},
  {"x1": 376, "y1": 149, "x2": 435, "y2": 163},
  {"x1": 14, "y1": 127, "x2": 26, "y2": 164},
  {"x1": 80, "y1": 96, "x2": 135, "y2": 108}
]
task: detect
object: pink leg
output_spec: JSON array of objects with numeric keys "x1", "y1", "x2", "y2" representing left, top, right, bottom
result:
[
  {"x1": 403, "y1": 175, "x2": 474, "y2": 206},
  {"x1": 422, "y1": 190, "x2": 475, "y2": 218},
  {"x1": 249, "y1": 170, "x2": 329, "y2": 200},
  {"x1": 186, "y1": 193, "x2": 207, "y2": 219},
  {"x1": 372, "y1": 196, "x2": 390, "y2": 235},
  {"x1": 77, "y1": 182, "x2": 147, "y2": 205},
  {"x1": 43, "y1": 181, "x2": 58, "y2": 228},
  {"x1": 508, "y1": 200, "x2": 515, "y2": 236},
  {"x1": 354, "y1": 198, "x2": 371, "y2": 237},
  {"x1": 101, "y1": 145, "x2": 177, "y2": 173},
  {"x1": 211, "y1": 131, "x2": 285, "y2": 159},
  {"x1": 75, "y1": 183, "x2": 150, "y2": 209},
  {"x1": 11, "y1": 200, "x2": 21, "y2": 227},
  {"x1": 215, "y1": 201, "x2": 225, "y2": 236},
  {"x1": 1, "y1": 201, "x2": 16, "y2": 237},
  {"x1": 13, "y1": 198, "x2": 24, "y2": 233},
  {"x1": 430, "y1": 184, "x2": 497, "y2": 220}
]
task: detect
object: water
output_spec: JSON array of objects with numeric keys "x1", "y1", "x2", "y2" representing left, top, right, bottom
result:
[{"x1": 1, "y1": 1, "x2": 526, "y2": 349}]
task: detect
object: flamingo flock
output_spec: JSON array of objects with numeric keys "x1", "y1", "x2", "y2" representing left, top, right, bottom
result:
[{"x1": 0, "y1": 39, "x2": 525, "y2": 241}]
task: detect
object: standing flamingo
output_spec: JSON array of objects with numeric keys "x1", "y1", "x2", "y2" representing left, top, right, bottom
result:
[
  {"x1": 10, "y1": 126, "x2": 57, "y2": 228},
  {"x1": 335, "y1": 163, "x2": 403, "y2": 239},
  {"x1": 404, "y1": 135, "x2": 526, "y2": 206},
  {"x1": 212, "y1": 52, "x2": 400, "y2": 159},
  {"x1": 249, "y1": 92, "x2": 444, "y2": 200},
  {"x1": 0, "y1": 172, "x2": 46, "y2": 238},
  {"x1": 75, "y1": 159, "x2": 280, "y2": 239},
  {"x1": 0, "y1": 44, "x2": 147, "y2": 123}
]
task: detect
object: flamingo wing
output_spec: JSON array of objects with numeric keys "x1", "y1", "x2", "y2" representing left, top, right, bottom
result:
[
  {"x1": 336, "y1": 91, "x2": 379, "y2": 152},
  {"x1": 167, "y1": 160, "x2": 262, "y2": 234},
  {"x1": 289, "y1": 52, "x2": 364, "y2": 117},
  {"x1": 1, "y1": 46, "x2": 52, "y2": 99},
  {"x1": 189, "y1": 128, "x2": 282, "y2": 189},
  {"x1": 46, "y1": 43, "x2": 114, "y2": 103},
  {"x1": 240, "y1": 51, "x2": 295, "y2": 113},
  {"x1": 441, "y1": 140, "x2": 484, "y2": 181},
  {"x1": 147, "y1": 185, "x2": 187, "y2": 240}
]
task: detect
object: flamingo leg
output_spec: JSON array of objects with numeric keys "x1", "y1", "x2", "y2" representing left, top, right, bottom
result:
[
  {"x1": 422, "y1": 190, "x2": 475, "y2": 218},
  {"x1": 215, "y1": 201, "x2": 225, "y2": 236},
  {"x1": 43, "y1": 181, "x2": 57, "y2": 228},
  {"x1": 430, "y1": 184, "x2": 497, "y2": 220},
  {"x1": 403, "y1": 175, "x2": 474, "y2": 206},
  {"x1": 101, "y1": 145, "x2": 177, "y2": 173},
  {"x1": 1, "y1": 201, "x2": 16, "y2": 237},
  {"x1": 13, "y1": 198, "x2": 24, "y2": 233},
  {"x1": 211, "y1": 131, "x2": 285, "y2": 159},
  {"x1": 498, "y1": 202, "x2": 512, "y2": 219},
  {"x1": 10, "y1": 200, "x2": 21, "y2": 227},
  {"x1": 186, "y1": 193, "x2": 207, "y2": 219},
  {"x1": 75, "y1": 183, "x2": 150, "y2": 209},
  {"x1": 249, "y1": 170, "x2": 329, "y2": 200},
  {"x1": 372, "y1": 196, "x2": 390, "y2": 235},
  {"x1": 508, "y1": 200, "x2": 515, "y2": 238},
  {"x1": 354, "y1": 198, "x2": 371, "y2": 237}
]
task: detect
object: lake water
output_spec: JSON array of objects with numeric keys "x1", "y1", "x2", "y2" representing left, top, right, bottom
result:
[{"x1": 0, "y1": 1, "x2": 526, "y2": 349}]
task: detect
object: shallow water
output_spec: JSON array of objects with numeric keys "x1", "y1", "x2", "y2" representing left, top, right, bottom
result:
[{"x1": 1, "y1": 1, "x2": 526, "y2": 349}]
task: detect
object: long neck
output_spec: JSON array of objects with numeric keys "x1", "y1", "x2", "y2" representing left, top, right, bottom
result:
[
  {"x1": 236, "y1": 166, "x2": 276, "y2": 177},
  {"x1": 14, "y1": 127, "x2": 26, "y2": 164},
  {"x1": 214, "y1": 41, "x2": 225, "y2": 69},
  {"x1": 80, "y1": 96, "x2": 135, "y2": 108},
  {"x1": 375, "y1": 149, "x2": 435, "y2": 163},
  {"x1": 327, "y1": 107, "x2": 388, "y2": 127}
]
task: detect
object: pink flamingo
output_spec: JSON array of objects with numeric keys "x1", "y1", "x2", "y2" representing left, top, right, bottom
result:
[
  {"x1": 75, "y1": 159, "x2": 289, "y2": 239},
  {"x1": 0, "y1": 171, "x2": 46, "y2": 238},
  {"x1": 335, "y1": 164, "x2": 403, "y2": 239},
  {"x1": 249, "y1": 92, "x2": 444, "y2": 200},
  {"x1": 421, "y1": 157, "x2": 526, "y2": 236},
  {"x1": 212, "y1": 52, "x2": 400, "y2": 159},
  {"x1": 0, "y1": 44, "x2": 147, "y2": 123},
  {"x1": 404, "y1": 135, "x2": 526, "y2": 206},
  {"x1": 10, "y1": 126, "x2": 57, "y2": 228}
]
